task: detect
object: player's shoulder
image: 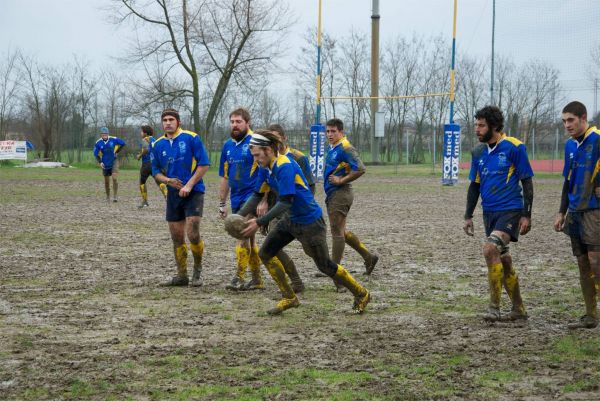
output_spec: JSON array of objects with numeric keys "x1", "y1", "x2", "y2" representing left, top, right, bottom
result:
[
  {"x1": 94, "y1": 138, "x2": 103, "y2": 145},
  {"x1": 341, "y1": 137, "x2": 354, "y2": 150},
  {"x1": 275, "y1": 154, "x2": 292, "y2": 168},
  {"x1": 502, "y1": 135, "x2": 524, "y2": 148},
  {"x1": 289, "y1": 148, "x2": 306, "y2": 159},
  {"x1": 179, "y1": 129, "x2": 198, "y2": 138},
  {"x1": 471, "y1": 143, "x2": 487, "y2": 159},
  {"x1": 154, "y1": 135, "x2": 168, "y2": 145}
]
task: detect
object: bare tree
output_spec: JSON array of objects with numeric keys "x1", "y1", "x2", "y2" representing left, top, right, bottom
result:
[
  {"x1": 455, "y1": 55, "x2": 488, "y2": 150},
  {"x1": 0, "y1": 49, "x2": 21, "y2": 140},
  {"x1": 70, "y1": 57, "x2": 97, "y2": 162},
  {"x1": 338, "y1": 29, "x2": 370, "y2": 152},
  {"x1": 381, "y1": 35, "x2": 420, "y2": 163},
  {"x1": 114, "y1": 0, "x2": 292, "y2": 142},
  {"x1": 20, "y1": 55, "x2": 73, "y2": 160},
  {"x1": 294, "y1": 28, "x2": 338, "y2": 126}
]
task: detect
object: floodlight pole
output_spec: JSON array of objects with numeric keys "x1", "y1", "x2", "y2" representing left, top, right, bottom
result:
[
  {"x1": 448, "y1": 0, "x2": 457, "y2": 124},
  {"x1": 315, "y1": 0, "x2": 323, "y2": 124},
  {"x1": 370, "y1": 0, "x2": 380, "y2": 163},
  {"x1": 490, "y1": 0, "x2": 496, "y2": 105}
]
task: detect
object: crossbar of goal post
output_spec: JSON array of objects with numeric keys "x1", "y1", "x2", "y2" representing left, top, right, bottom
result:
[
  {"x1": 312, "y1": 0, "x2": 458, "y2": 183},
  {"x1": 318, "y1": 93, "x2": 452, "y2": 173}
]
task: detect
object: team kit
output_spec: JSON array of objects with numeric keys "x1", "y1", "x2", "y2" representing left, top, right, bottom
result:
[{"x1": 93, "y1": 102, "x2": 600, "y2": 329}]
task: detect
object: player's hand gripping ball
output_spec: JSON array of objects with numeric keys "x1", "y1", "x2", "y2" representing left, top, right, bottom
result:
[{"x1": 224, "y1": 214, "x2": 249, "y2": 239}]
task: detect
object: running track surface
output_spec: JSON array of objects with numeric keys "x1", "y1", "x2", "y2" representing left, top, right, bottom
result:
[{"x1": 459, "y1": 160, "x2": 564, "y2": 173}]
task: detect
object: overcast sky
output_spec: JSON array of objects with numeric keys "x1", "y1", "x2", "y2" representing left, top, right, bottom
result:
[{"x1": 2, "y1": 0, "x2": 599, "y2": 115}]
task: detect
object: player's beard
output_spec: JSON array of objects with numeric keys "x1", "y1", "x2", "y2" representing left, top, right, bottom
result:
[
  {"x1": 230, "y1": 129, "x2": 247, "y2": 142},
  {"x1": 478, "y1": 129, "x2": 494, "y2": 143}
]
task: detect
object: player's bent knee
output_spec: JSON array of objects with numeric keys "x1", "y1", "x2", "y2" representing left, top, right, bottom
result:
[{"x1": 485, "y1": 234, "x2": 507, "y2": 256}]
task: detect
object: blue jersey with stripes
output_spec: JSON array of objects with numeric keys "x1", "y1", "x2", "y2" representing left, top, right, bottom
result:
[
  {"x1": 255, "y1": 154, "x2": 322, "y2": 224},
  {"x1": 468, "y1": 133, "x2": 534, "y2": 212},
  {"x1": 219, "y1": 132, "x2": 258, "y2": 210},
  {"x1": 284, "y1": 146, "x2": 315, "y2": 189},
  {"x1": 562, "y1": 126, "x2": 600, "y2": 211},
  {"x1": 93, "y1": 136, "x2": 125, "y2": 168},
  {"x1": 140, "y1": 136, "x2": 156, "y2": 164},
  {"x1": 150, "y1": 128, "x2": 210, "y2": 193},
  {"x1": 324, "y1": 137, "x2": 365, "y2": 198}
]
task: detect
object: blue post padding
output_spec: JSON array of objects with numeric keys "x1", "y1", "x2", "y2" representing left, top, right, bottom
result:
[
  {"x1": 442, "y1": 123, "x2": 461, "y2": 186},
  {"x1": 309, "y1": 124, "x2": 326, "y2": 181}
]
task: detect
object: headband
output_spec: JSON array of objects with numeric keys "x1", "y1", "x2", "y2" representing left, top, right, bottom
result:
[
  {"x1": 249, "y1": 133, "x2": 271, "y2": 147},
  {"x1": 161, "y1": 109, "x2": 180, "y2": 121}
]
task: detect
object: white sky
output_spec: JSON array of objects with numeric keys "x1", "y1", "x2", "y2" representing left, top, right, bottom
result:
[{"x1": 2, "y1": 0, "x2": 599, "y2": 114}]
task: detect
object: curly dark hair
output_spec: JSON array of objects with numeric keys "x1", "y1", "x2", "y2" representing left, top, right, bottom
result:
[
  {"x1": 562, "y1": 101, "x2": 587, "y2": 119},
  {"x1": 475, "y1": 106, "x2": 504, "y2": 132}
]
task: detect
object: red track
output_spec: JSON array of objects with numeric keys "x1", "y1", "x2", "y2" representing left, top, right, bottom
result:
[{"x1": 459, "y1": 160, "x2": 564, "y2": 173}]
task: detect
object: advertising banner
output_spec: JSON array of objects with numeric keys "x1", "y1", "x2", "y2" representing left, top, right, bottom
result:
[{"x1": 442, "y1": 124, "x2": 461, "y2": 185}]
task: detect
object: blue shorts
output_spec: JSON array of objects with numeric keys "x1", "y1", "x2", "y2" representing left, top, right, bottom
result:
[
  {"x1": 166, "y1": 190, "x2": 204, "y2": 222},
  {"x1": 483, "y1": 210, "x2": 521, "y2": 242},
  {"x1": 230, "y1": 189, "x2": 255, "y2": 214}
]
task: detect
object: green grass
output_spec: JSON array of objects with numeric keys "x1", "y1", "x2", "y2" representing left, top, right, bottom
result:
[
  {"x1": 549, "y1": 335, "x2": 600, "y2": 363},
  {"x1": 564, "y1": 378, "x2": 599, "y2": 392}
]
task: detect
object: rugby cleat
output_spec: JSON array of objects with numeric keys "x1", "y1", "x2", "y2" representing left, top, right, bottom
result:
[
  {"x1": 242, "y1": 277, "x2": 264, "y2": 290},
  {"x1": 483, "y1": 306, "x2": 502, "y2": 322},
  {"x1": 567, "y1": 315, "x2": 599, "y2": 329},
  {"x1": 226, "y1": 276, "x2": 245, "y2": 291},
  {"x1": 161, "y1": 276, "x2": 189, "y2": 287},
  {"x1": 365, "y1": 254, "x2": 379, "y2": 275},
  {"x1": 267, "y1": 296, "x2": 300, "y2": 315},
  {"x1": 190, "y1": 268, "x2": 203, "y2": 287},
  {"x1": 500, "y1": 310, "x2": 528, "y2": 322},
  {"x1": 352, "y1": 290, "x2": 371, "y2": 314}
]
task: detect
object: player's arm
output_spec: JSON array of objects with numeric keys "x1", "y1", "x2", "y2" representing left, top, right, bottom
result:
[
  {"x1": 115, "y1": 138, "x2": 126, "y2": 155},
  {"x1": 180, "y1": 135, "x2": 210, "y2": 197},
  {"x1": 218, "y1": 177, "x2": 230, "y2": 218},
  {"x1": 554, "y1": 179, "x2": 569, "y2": 232},
  {"x1": 463, "y1": 181, "x2": 480, "y2": 236},
  {"x1": 93, "y1": 145, "x2": 103, "y2": 167},
  {"x1": 180, "y1": 164, "x2": 209, "y2": 197},
  {"x1": 330, "y1": 147, "x2": 365, "y2": 185},
  {"x1": 519, "y1": 177, "x2": 533, "y2": 235},
  {"x1": 241, "y1": 194, "x2": 292, "y2": 238},
  {"x1": 237, "y1": 192, "x2": 264, "y2": 217}
]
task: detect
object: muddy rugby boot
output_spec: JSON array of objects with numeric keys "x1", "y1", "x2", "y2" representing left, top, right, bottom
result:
[
  {"x1": 226, "y1": 276, "x2": 245, "y2": 291},
  {"x1": 263, "y1": 258, "x2": 299, "y2": 315},
  {"x1": 190, "y1": 268, "x2": 203, "y2": 287},
  {"x1": 500, "y1": 310, "x2": 528, "y2": 322},
  {"x1": 267, "y1": 296, "x2": 300, "y2": 315},
  {"x1": 291, "y1": 278, "x2": 305, "y2": 294},
  {"x1": 365, "y1": 254, "x2": 379, "y2": 275},
  {"x1": 243, "y1": 277, "x2": 265, "y2": 290},
  {"x1": 138, "y1": 200, "x2": 150, "y2": 209},
  {"x1": 568, "y1": 315, "x2": 599, "y2": 329},
  {"x1": 483, "y1": 306, "x2": 502, "y2": 322},
  {"x1": 332, "y1": 265, "x2": 371, "y2": 314},
  {"x1": 161, "y1": 275, "x2": 189, "y2": 287}
]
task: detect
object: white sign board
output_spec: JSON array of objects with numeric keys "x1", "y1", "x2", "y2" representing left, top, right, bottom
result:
[
  {"x1": 0, "y1": 141, "x2": 27, "y2": 160},
  {"x1": 375, "y1": 111, "x2": 385, "y2": 138}
]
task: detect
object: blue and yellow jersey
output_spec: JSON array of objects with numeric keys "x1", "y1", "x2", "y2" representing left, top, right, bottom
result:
[
  {"x1": 468, "y1": 133, "x2": 534, "y2": 212},
  {"x1": 323, "y1": 137, "x2": 365, "y2": 198},
  {"x1": 140, "y1": 136, "x2": 156, "y2": 164},
  {"x1": 285, "y1": 146, "x2": 315, "y2": 190},
  {"x1": 562, "y1": 126, "x2": 600, "y2": 211},
  {"x1": 255, "y1": 154, "x2": 322, "y2": 224},
  {"x1": 93, "y1": 136, "x2": 126, "y2": 168},
  {"x1": 150, "y1": 128, "x2": 210, "y2": 193},
  {"x1": 219, "y1": 132, "x2": 258, "y2": 210}
]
